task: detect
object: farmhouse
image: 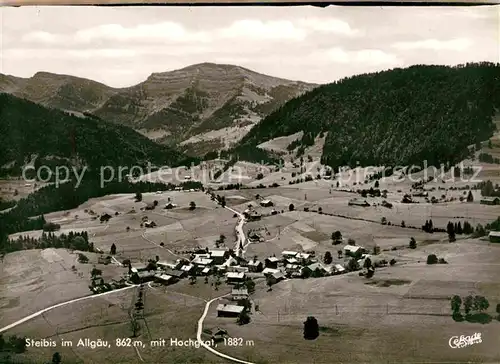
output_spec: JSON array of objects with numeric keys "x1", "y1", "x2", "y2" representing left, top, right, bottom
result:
[
  {"x1": 282, "y1": 251, "x2": 298, "y2": 259},
  {"x1": 132, "y1": 271, "x2": 156, "y2": 283},
  {"x1": 344, "y1": 245, "x2": 365, "y2": 258},
  {"x1": 244, "y1": 210, "x2": 262, "y2": 221},
  {"x1": 144, "y1": 220, "x2": 157, "y2": 228},
  {"x1": 262, "y1": 267, "x2": 281, "y2": 276},
  {"x1": 163, "y1": 268, "x2": 186, "y2": 279},
  {"x1": 295, "y1": 252, "x2": 312, "y2": 265},
  {"x1": 247, "y1": 259, "x2": 263, "y2": 272},
  {"x1": 260, "y1": 199, "x2": 274, "y2": 207},
  {"x1": 267, "y1": 271, "x2": 285, "y2": 285},
  {"x1": 227, "y1": 265, "x2": 249, "y2": 273},
  {"x1": 226, "y1": 272, "x2": 246, "y2": 284},
  {"x1": 209, "y1": 250, "x2": 229, "y2": 264},
  {"x1": 192, "y1": 257, "x2": 214, "y2": 267},
  {"x1": 157, "y1": 261, "x2": 177, "y2": 270},
  {"x1": 264, "y1": 257, "x2": 280, "y2": 269},
  {"x1": 348, "y1": 198, "x2": 370, "y2": 207},
  {"x1": 164, "y1": 202, "x2": 177, "y2": 209},
  {"x1": 201, "y1": 267, "x2": 212, "y2": 275},
  {"x1": 302, "y1": 263, "x2": 328, "y2": 277},
  {"x1": 180, "y1": 264, "x2": 195, "y2": 274},
  {"x1": 489, "y1": 231, "x2": 500, "y2": 243},
  {"x1": 217, "y1": 304, "x2": 244, "y2": 317},
  {"x1": 211, "y1": 328, "x2": 228, "y2": 342},
  {"x1": 285, "y1": 264, "x2": 301, "y2": 273},
  {"x1": 333, "y1": 264, "x2": 346, "y2": 274},
  {"x1": 231, "y1": 288, "x2": 249, "y2": 300},
  {"x1": 154, "y1": 274, "x2": 175, "y2": 285},
  {"x1": 131, "y1": 263, "x2": 148, "y2": 273},
  {"x1": 285, "y1": 257, "x2": 299, "y2": 265},
  {"x1": 480, "y1": 197, "x2": 500, "y2": 205}
]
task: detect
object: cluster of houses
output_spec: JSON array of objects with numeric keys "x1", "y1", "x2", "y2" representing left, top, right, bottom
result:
[
  {"x1": 128, "y1": 247, "x2": 249, "y2": 286},
  {"x1": 128, "y1": 240, "x2": 373, "y2": 289}
]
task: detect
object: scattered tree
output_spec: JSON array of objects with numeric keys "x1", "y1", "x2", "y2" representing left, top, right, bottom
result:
[
  {"x1": 135, "y1": 192, "x2": 142, "y2": 202},
  {"x1": 110, "y1": 243, "x2": 116, "y2": 255},
  {"x1": 331, "y1": 231, "x2": 342, "y2": 244},
  {"x1": 91, "y1": 267, "x2": 102, "y2": 278},
  {"x1": 189, "y1": 201, "x2": 196, "y2": 210},
  {"x1": 337, "y1": 249, "x2": 343, "y2": 259},
  {"x1": 409, "y1": 237, "x2": 417, "y2": 249},
  {"x1": 51, "y1": 352, "x2": 62, "y2": 364},
  {"x1": 347, "y1": 258, "x2": 360, "y2": 272},
  {"x1": 303, "y1": 316, "x2": 319, "y2": 340},
  {"x1": 236, "y1": 310, "x2": 251, "y2": 325},
  {"x1": 451, "y1": 295, "x2": 462, "y2": 316},
  {"x1": 473, "y1": 295, "x2": 489, "y2": 313},
  {"x1": 463, "y1": 295, "x2": 474, "y2": 316},
  {"x1": 426, "y1": 254, "x2": 438, "y2": 265},
  {"x1": 289, "y1": 203, "x2": 295, "y2": 211},
  {"x1": 389, "y1": 259, "x2": 396, "y2": 266},
  {"x1": 323, "y1": 251, "x2": 333, "y2": 265}
]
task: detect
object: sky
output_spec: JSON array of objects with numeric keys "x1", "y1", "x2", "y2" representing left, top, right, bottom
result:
[{"x1": 1, "y1": 6, "x2": 498, "y2": 87}]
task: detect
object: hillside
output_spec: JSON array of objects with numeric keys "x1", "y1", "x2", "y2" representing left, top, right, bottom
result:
[
  {"x1": 238, "y1": 62, "x2": 500, "y2": 167},
  {"x1": 0, "y1": 71, "x2": 118, "y2": 112},
  {"x1": 0, "y1": 93, "x2": 194, "y2": 175},
  {"x1": 0, "y1": 63, "x2": 316, "y2": 153}
]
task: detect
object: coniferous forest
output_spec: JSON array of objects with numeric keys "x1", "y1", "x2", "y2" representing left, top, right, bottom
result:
[
  {"x1": 0, "y1": 93, "x2": 199, "y2": 176},
  {"x1": 237, "y1": 63, "x2": 500, "y2": 168}
]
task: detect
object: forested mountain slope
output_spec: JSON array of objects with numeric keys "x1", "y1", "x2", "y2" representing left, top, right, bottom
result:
[
  {"x1": 0, "y1": 93, "x2": 194, "y2": 175},
  {"x1": 238, "y1": 62, "x2": 500, "y2": 167}
]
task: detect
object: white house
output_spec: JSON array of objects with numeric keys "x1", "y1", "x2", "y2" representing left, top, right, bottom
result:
[
  {"x1": 155, "y1": 274, "x2": 174, "y2": 285},
  {"x1": 226, "y1": 272, "x2": 246, "y2": 284},
  {"x1": 217, "y1": 304, "x2": 244, "y2": 317},
  {"x1": 295, "y1": 252, "x2": 312, "y2": 264},
  {"x1": 231, "y1": 288, "x2": 249, "y2": 301},
  {"x1": 180, "y1": 264, "x2": 195, "y2": 274},
  {"x1": 333, "y1": 264, "x2": 346, "y2": 274},
  {"x1": 260, "y1": 199, "x2": 274, "y2": 207},
  {"x1": 344, "y1": 245, "x2": 365, "y2": 257},
  {"x1": 262, "y1": 267, "x2": 281, "y2": 276},
  {"x1": 192, "y1": 257, "x2": 214, "y2": 267},
  {"x1": 282, "y1": 251, "x2": 298, "y2": 259}
]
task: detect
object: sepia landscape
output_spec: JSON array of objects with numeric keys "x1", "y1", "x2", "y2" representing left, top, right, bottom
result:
[{"x1": 1, "y1": 5, "x2": 500, "y2": 364}]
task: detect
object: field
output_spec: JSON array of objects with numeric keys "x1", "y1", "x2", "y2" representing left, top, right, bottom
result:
[
  {"x1": 204, "y1": 240, "x2": 500, "y2": 364},
  {"x1": 0, "y1": 248, "x2": 127, "y2": 327},
  {"x1": 2, "y1": 141, "x2": 500, "y2": 364}
]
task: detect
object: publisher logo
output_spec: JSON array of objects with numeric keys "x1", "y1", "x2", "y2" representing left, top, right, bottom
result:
[{"x1": 448, "y1": 333, "x2": 482, "y2": 349}]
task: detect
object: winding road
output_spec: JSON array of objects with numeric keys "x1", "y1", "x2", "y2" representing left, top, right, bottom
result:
[
  {"x1": 190, "y1": 204, "x2": 257, "y2": 364},
  {"x1": 196, "y1": 294, "x2": 256, "y2": 364},
  {"x1": 224, "y1": 206, "x2": 248, "y2": 257},
  {"x1": 1, "y1": 199, "x2": 255, "y2": 363}
]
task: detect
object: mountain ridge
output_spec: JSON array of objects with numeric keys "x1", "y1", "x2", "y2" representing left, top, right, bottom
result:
[{"x1": 0, "y1": 63, "x2": 317, "y2": 153}]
